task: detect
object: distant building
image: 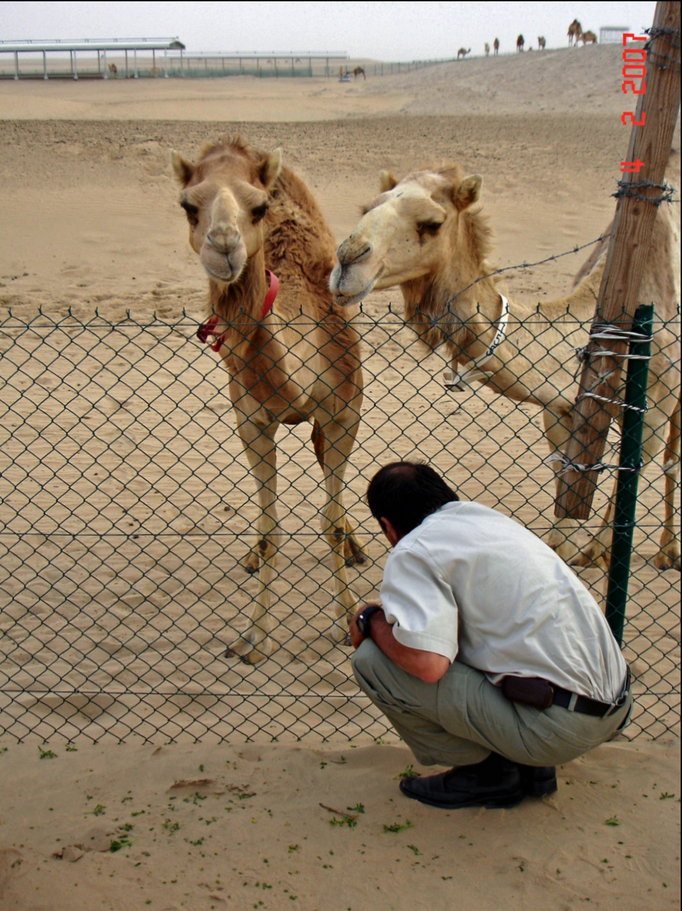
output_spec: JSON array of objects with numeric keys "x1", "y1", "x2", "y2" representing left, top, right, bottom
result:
[{"x1": 599, "y1": 25, "x2": 631, "y2": 44}]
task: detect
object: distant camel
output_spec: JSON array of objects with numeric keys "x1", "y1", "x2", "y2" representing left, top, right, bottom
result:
[
  {"x1": 568, "y1": 19, "x2": 582, "y2": 46},
  {"x1": 580, "y1": 30, "x2": 598, "y2": 45},
  {"x1": 493, "y1": 38, "x2": 499, "y2": 55},
  {"x1": 107, "y1": 63, "x2": 118, "y2": 76},
  {"x1": 516, "y1": 34, "x2": 524, "y2": 52},
  {"x1": 538, "y1": 36, "x2": 546, "y2": 50},
  {"x1": 352, "y1": 66, "x2": 366, "y2": 80},
  {"x1": 172, "y1": 135, "x2": 365, "y2": 662},
  {"x1": 457, "y1": 48, "x2": 471, "y2": 59},
  {"x1": 484, "y1": 43, "x2": 490, "y2": 56}
]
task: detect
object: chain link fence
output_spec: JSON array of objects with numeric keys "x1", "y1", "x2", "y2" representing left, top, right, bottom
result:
[{"x1": 0, "y1": 305, "x2": 679, "y2": 744}]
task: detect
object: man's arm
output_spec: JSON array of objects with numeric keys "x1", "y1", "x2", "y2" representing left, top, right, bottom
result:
[{"x1": 350, "y1": 607, "x2": 450, "y2": 684}]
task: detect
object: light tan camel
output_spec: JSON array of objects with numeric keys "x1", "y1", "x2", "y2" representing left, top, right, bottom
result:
[
  {"x1": 581, "y1": 30, "x2": 598, "y2": 45},
  {"x1": 171, "y1": 135, "x2": 365, "y2": 663},
  {"x1": 457, "y1": 48, "x2": 471, "y2": 59},
  {"x1": 568, "y1": 19, "x2": 582, "y2": 46},
  {"x1": 493, "y1": 38, "x2": 499, "y2": 55},
  {"x1": 353, "y1": 66, "x2": 366, "y2": 80},
  {"x1": 485, "y1": 43, "x2": 490, "y2": 57},
  {"x1": 516, "y1": 34, "x2": 525, "y2": 52},
  {"x1": 330, "y1": 156, "x2": 681, "y2": 571},
  {"x1": 538, "y1": 36, "x2": 546, "y2": 50}
]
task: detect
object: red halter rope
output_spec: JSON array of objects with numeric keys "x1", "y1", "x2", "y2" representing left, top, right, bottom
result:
[{"x1": 197, "y1": 270, "x2": 280, "y2": 352}]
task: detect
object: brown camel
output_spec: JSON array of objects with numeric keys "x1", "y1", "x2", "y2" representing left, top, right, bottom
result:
[
  {"x1": 568, "y1": 19, "x2": 582, "y2": 46},
  {"x1": 581, "y1": 30, "x2": 598, "y2": 45},
  {"x1": 330, "y1": 156, "x2": 681, "y2": 571},
  {"x1": 353, "y1": 66, "x2": 366, "y2": 80},
  {"x1": 516, "y1": 34, "x2": 525, "y2": 52},
  {"x1": 107, "y1": 63, "x2": 118, "y2": 76},
  {"x1": 171, "y1": 135, "x2": 365, "y2": 663},
  {"x1": 538, "y1": 36, "x2": 546, "y2": 50},
  {"x1": 493, "y1": 38, "x2": 499, "y2": 55},
  {"x1": 484, "y1": 43, "x2": 490, "y2": 57},
  {"x1": 457, "y1": 48, "x2": 471, "y2": 59}
]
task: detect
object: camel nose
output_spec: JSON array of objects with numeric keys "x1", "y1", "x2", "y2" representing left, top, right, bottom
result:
[
  {"x1": 206, "y1": 226, "x2": 241, "y2": 256},
  {"x1": 336, "y1": 236, "x2": 372, "y2": 268}
]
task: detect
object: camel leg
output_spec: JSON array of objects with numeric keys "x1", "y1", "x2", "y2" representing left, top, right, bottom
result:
[
  {"x1": 655, "y1": 395, "x2": 680, "y2": 569},
  {"x1": 314, "y1": 412, "x2": 363, "y2": 642},
  {"x1": 572, "y1": 395, "x2": 680, "y2": 570},
  {"x1": 542, "y1": 407, "x2": 583, "y2": 562},
  {"x1": 226, "y1": 413, "x2": 281, "y2": 664},
  {"x1": 311, "y1": 420, "x2": 365, "y2": 567}
]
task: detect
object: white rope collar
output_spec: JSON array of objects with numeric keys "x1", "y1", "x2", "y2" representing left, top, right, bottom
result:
[{"x1": 444, "y1": 294, "x2": 510, "y2": 391}]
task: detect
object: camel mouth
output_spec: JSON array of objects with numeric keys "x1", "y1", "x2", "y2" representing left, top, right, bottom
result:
[
  {"x1": 330, "y1": 264, "x2": 383, "y2": 307},
  {"x1": 332, "y1": 286, "x2": 374, "y2": 308},
  {"x1": 202, "y1": 263, "x2": 238, "y2": 284}
]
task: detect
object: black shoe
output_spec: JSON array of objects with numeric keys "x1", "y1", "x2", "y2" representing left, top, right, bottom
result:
[
  {"x1": 399, "y1": 752, "x2": 525, "y2": 810},
  {"x1": 518, "y1": 764, "x2": 558, "y2": 797}
]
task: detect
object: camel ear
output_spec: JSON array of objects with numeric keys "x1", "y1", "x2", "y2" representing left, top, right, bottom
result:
[
  {"x1": 171, "y1": 150, "x2": 195, "y2": 187},
  {"x1": 453, "y1": 174, "x2": 482, "y2": 211},
  {"x1": 379, "y1": 170, "x2": 398, "y2": 192},
  {"x1": 258, "y1": 148, "x2": 283, "y2": 190}
]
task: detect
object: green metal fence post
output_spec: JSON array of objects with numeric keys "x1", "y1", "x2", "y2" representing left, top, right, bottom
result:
[{"x1": 605, "y1": 304, "x2": 654, "y2": 645}]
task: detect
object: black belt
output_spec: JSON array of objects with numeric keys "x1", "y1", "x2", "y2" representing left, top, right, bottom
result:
[
  {"x1": 501, "y1": 668, "x2": 630, "y2": 718},
  {"x1": 553, "y1": 667, "x2": 631, "y2": 719}
]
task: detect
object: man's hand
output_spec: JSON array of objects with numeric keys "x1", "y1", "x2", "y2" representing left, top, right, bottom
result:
[
  {"x1": 350, "y1": 604, "x2": 450, "y2": 684},
  {"x1": 349, "y1": 604, "x2": 382, "y2": 650}
]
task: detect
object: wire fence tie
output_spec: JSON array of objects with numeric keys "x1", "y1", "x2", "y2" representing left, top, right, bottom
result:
[{"x1": 545, "y1": 452, "x2": 644, "y2": 475}]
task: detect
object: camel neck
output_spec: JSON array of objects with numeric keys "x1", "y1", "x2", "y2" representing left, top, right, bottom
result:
[{"x1": 210, "y1": 249, "x2": 270, "y2": 321}]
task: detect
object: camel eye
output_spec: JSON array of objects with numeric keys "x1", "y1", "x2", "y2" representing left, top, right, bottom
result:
[
  {"x1": 417, "y1": 221, "x2": 443, "y2": 237},
  {"x1": 181, "y1": 200, "x2": 199, "y2": 226},
  {"x1": 252, "y1": 202, "x2": 270, "y2": 223}
]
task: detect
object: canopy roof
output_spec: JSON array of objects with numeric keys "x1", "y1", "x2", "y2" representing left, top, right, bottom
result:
[{"x1": 0, "y1": 38, "x2": 185, "y2": 53}]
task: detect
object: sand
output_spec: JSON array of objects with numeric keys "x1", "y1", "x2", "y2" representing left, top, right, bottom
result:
[{"x1": 0, "y1": 43, "x2": 680, "y2": 910}]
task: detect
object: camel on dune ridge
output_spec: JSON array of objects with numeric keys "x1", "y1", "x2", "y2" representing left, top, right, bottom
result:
[
  {"x1": 457, "y1": 48, "x2": 471, "y2": 59},
  {"x1": 568, "y1": 19, "x2": 582, "y2": 46},
  {"x1": 171, "y1": 135, "x2": 365, "y2": 664},
  {"x1": 330, "y1": 155, "x2": 681, "y2": 572}
]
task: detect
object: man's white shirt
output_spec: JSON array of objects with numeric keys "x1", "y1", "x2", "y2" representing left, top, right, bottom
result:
[{"x1": 380, "y1": 501, "x2": 627, "y2": 704}]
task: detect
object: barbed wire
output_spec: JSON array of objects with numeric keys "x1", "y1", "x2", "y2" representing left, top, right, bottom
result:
[
  {"x1": 614, "y1": 180, "x2": 677, "y2": 206},
  {"x1": 645, "y1": 25, "x2": 681, "y2": 74}
]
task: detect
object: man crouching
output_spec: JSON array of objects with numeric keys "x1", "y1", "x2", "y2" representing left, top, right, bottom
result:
[{"x1": 350, "y1": 461, "x2": 631, "y2": 809}]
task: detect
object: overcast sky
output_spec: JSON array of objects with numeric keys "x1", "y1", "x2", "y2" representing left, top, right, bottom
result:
[{"x1": 0, "y1": 1, "x2": 658, "y2": 61}]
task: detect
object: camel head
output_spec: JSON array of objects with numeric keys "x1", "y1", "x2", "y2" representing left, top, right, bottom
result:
[
  {"x1": 330, "y1": 165, "x2": 484, "y2": 307},
  {"x1": 171, "y1": 136, "x2": 282, "y2": 285}
]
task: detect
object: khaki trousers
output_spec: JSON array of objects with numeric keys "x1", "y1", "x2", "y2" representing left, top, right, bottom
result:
[{"x1": 352, "y1": 640, "x2": 632, "y2": 767}]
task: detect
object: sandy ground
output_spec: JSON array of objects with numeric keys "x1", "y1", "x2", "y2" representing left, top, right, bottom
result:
[
  {"x1": 0, "y1": 43, "x2": 680, "y2": 910},
  {"x1": 0, "y1": 738, "x2": 679, "y2": 911}
]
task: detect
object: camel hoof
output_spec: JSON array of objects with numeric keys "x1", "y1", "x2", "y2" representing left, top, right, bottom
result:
[
  {"x1": 653, "y1": 550, "x2": 681, "y2": 572},
  {"x1": 225, "y1": 637, "x2": 269, "y2": 665},
  {"x1": 225, "y1": 646, "x2": 266, "y2": 666},
  {"x1": 570, "y1": 552, "x2": 609, "y2": 571},
  {"x1": 345, "y1": 551, "x2": 367, "y2": 567},
  {"x1": 243, "y1": 554, "x2": 259, "y2": 574}
]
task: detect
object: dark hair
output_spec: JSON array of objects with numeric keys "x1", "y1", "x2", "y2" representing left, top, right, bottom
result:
[{"x1": 366, "y1": 461, "x2": 459, "y2": 537}]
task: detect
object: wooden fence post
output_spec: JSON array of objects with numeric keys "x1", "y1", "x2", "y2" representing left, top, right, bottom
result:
[{"x1": 555, "y1": 0, "x2": 680, "y2": 521}]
